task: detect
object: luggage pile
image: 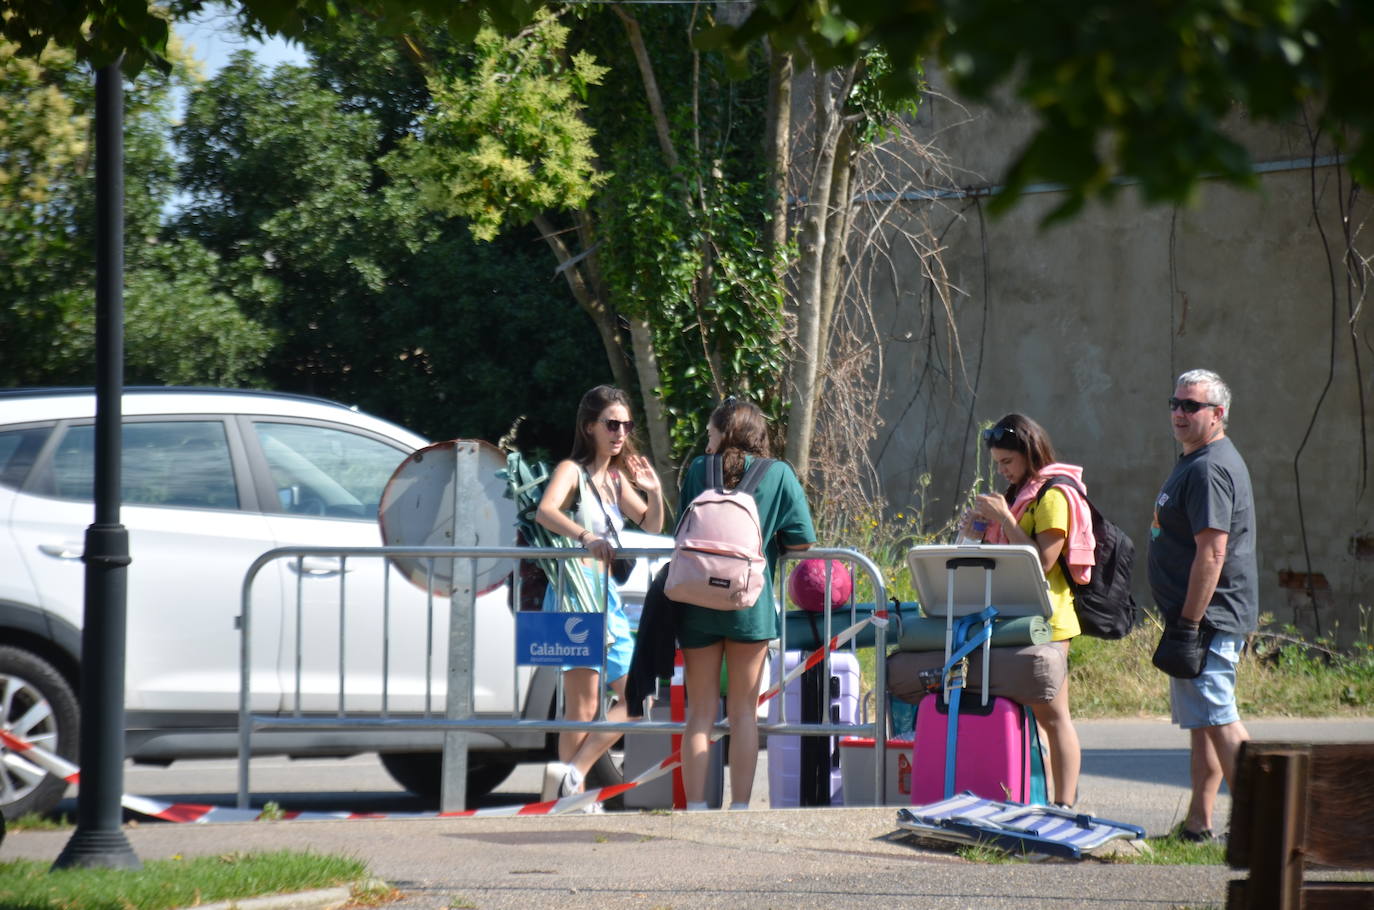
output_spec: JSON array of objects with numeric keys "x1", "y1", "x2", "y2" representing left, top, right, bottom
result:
[{"x1": 887, "y1": 545, "x2": 1067, "y2": 807}]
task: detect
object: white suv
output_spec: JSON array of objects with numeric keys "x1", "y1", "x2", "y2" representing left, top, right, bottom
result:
[{"x1": 0, "y1": 388, "x2": 663, "y2": 817}]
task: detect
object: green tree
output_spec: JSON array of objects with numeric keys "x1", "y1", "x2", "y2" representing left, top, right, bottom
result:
[
  {"x1": 388, "y1": 7, "x2": 787, "y2": 484},
  {"x1": 6, "y1": 0, "x2": 1372, "y2": 218},
  {"x1": 0, "y1": 35, "x2": 275, "y2": 387},
  {"x1": 172, "y1": 45, "x2": 605, "y2": 447}
]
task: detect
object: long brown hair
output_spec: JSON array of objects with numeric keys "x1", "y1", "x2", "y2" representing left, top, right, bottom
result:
[
  {"x1": 983, "y1": 413, "x2": 1057, "y2": 500},
  {"x1": 569, "y1": 385, "x2": 639, "y2": 473},
  {"x1": 710, "y1": 396, "x2": 770, "y2": 487}
]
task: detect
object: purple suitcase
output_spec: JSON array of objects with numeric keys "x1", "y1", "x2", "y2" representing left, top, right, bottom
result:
[
  {"x1": 767, "y1": 650, "x2": 860, "y2": 807},
  {"x1": 910, "y1": 691, "x2": 1033, "y2": 804}
]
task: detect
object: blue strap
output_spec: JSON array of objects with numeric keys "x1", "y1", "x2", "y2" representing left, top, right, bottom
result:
[
  {"x1": 942, "y1": 606, "x2": 998, "y2": 799},
  {"x1": 941, "y1": 606, "x2": 998, "y2": 681},
  {"x1": 1026, "y1": 705, "x2": 1048, "y2": 805}
]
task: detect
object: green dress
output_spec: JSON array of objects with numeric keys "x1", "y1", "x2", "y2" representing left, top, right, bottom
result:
[{"x1": 674, "y1": 454, "x2": 817, "y2": 648}]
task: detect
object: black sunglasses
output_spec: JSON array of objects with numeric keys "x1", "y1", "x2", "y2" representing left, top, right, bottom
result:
[
  {"x1": 601, "y1": 418, "x2": 635, "y2": 434},
  {"x1": 1168, "y1": 397, "x2": 1220, "y2": 414},
  {"x1": 982, "y1": 426, "x2": 1018, "y2": 445}
]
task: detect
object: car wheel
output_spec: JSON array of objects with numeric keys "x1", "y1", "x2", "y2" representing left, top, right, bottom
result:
[
  {"x1": 0, "y1": 646, "x2": 79, "y2": 819},
  {"x1": 378, "y1": 752, "x2": 516, "y2": 802}
]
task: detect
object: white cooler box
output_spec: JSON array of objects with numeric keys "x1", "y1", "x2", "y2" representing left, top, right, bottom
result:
[{"x1": 838, "y1": 737, "x2": 914, "y2": 806}]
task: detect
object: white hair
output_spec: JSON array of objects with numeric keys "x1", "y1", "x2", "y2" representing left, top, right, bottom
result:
[{"x1": 1176, "y1": 368, "x2": 1232, "y2": 425}]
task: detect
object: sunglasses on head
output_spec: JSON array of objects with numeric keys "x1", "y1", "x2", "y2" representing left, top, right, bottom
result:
[
  {"x1": 601, "y1": 418, "x2": 635, "y2": 434},
  {"x1": 1168, "y1": 397, "x2": 1220, "y2": 414},
  {"x1": 982, "y1": 426, "x2": 1018, "y2": 445}
]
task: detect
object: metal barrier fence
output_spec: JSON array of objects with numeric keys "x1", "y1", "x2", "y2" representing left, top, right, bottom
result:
[{"x1": 236, "y1": 545, "x2": 888, "y2": 812}]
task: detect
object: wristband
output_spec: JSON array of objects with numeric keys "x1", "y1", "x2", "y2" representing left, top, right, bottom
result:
[
  {"x1": 1178, "y1": 618, "x2": 1200, "y2": 629},
  {"x1": 577, "y1": 529, "x2": 591, "y2": 545}
]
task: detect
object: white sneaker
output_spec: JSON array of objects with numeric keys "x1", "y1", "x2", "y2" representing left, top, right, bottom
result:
[{"x1": 542, "y1": 761, "x2": 571, "y2": 802}]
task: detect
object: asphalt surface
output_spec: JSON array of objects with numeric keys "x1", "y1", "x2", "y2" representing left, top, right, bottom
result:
[{"x1": 6, "y1": 717, "x2": 1374, "y2": 909}]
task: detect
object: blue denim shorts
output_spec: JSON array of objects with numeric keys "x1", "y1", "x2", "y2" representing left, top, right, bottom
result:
[
  {"x1": 1170, "y1": 632, "x2": 1245, "y2": 729},
  {"x1": 542, "y1": 567, "x2": 633, "y2": 682}
]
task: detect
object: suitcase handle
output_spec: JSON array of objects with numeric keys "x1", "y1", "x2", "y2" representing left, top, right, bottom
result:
[{"x1": 944, "y1": 557, "x2": 996, "y2": 570}]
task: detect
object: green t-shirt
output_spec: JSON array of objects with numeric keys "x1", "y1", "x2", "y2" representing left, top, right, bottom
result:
[{"x1": 674, "y1": 454, "x2": 816, "y2": 644}]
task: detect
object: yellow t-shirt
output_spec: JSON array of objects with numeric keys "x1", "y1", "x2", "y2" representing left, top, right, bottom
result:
[{"x1": 1017, "y1": 486, "x2": 1081, "y2": 641}]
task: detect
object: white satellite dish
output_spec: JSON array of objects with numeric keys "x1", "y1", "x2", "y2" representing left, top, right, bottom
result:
[{"x1": 377, "y1": 439, "x2": 516, "y2": 596}]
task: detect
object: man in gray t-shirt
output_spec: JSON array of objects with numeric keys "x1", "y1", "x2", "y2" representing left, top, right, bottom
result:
[{"x1": 1147, "y1": 369, "x2": 1255, "y2": 842}]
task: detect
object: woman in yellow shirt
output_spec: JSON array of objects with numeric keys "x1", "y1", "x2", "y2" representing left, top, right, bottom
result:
[{"x1": 968, "y1": 413, "x2": 1084, "y2": 809}]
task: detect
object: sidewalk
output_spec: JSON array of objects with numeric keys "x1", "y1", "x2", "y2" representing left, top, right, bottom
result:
[{"x1": 6, "y1": 717, "x2": 1373, "y2": 910}]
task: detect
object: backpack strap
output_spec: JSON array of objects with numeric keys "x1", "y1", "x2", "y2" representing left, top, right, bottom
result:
[
  {"x1": 1034, "y1": 474, "x2": 1084, "y2": 504},
  {"x1": 706, "y1": 454, "x2": 776, "y2": 495},
  {"x1": 735, "y1": 457, "x2": 777, "y2": 495},
  {"x1": 1034, "y1": 474, "x2": 1091, "y2": 585},
  {"x1": 707, "y1": 453, "x2": 725, "y2": 493}
]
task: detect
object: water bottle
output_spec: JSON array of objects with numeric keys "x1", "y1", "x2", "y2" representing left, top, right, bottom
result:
[{"x1": 956, "y1": 517, "x2": 988, "y2": 546}]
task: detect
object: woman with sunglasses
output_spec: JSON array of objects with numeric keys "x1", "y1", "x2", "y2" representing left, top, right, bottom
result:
[
  {"x1": 677, "y1": 397, "x2": 816, "y2": 810},
  {"x1": 966, "y1": 413, "x2": 1088, "y2": 810},
  {"x1": 536, "y1": 385, "x2": 664, "y2": 806}
]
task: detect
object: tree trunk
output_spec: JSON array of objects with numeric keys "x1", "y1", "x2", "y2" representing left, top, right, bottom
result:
[
  {"x1": 627, "y1": 317, "x2": 677, "y2": 508},
  {"x1": 615, "y1": 8, "x2": 680, "y2": 171},
  {"x1": 784, "y1": 66, "x2": 854, "y2": 477},
  {"x1": 611, "y1": 6, "x2": 682, "y2": 486},
  {"x1": 817, "y1": 126, "x2": 855, "y2": 372},
  {"x1": 533, "y1": 212, "x2": 634, "y2": 397},
  {"x1": 764, "y1": 47, "x2": 793, "y2": 271}
]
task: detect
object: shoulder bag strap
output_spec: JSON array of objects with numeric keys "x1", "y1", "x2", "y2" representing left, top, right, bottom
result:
[{"x1": 581, "y1": 467, "x2": 624, "y2": 549}]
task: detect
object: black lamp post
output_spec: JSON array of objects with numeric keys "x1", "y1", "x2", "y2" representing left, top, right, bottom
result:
[{"x1": 53, "y1": 59, "x2": 141, "y2": 871}]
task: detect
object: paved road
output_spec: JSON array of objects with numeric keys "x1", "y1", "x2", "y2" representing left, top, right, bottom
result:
[
  {"x1": 46, "y1": 716, "x2": 1374, "y2": 832},
  {"x1": 8, "y1": 717, "x2": 1372, "y2": 910}
]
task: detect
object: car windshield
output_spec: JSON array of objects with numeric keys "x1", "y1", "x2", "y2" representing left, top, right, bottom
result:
[{"x1": 253, "y1": 421, "x2": 405, "y2": 519}]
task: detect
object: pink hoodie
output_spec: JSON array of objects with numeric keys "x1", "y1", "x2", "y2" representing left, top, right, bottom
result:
[{"x1": 983, "y1": 462, "x2": 1095, "y2": 584}]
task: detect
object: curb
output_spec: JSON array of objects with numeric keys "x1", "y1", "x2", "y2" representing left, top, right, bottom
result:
[{"x1": 173, "y1": 882, "x2": 365, "y2": 910}]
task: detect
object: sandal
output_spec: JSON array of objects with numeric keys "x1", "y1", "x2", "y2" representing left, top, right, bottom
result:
[{"x1": 1175, "y1": 825, "x2": 1216, "y2": 843}]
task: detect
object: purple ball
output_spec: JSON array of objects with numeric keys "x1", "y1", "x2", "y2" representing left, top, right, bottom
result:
[{"x1": 787, "y1": 559, "x2": 854, "y2": 612}]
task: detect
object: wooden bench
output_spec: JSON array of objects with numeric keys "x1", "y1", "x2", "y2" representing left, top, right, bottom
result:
[{"x1": 1227, "y1": 741, "x2": 1374, "y2": 909}]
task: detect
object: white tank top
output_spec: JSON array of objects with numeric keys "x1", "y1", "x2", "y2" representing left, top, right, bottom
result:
[{"x1": 576, "y1": 468, "x2": 625, "y2": 538}]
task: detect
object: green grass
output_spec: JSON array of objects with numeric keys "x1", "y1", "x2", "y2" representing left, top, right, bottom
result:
[
  {"x1": 1100, "y1": 835, "x2": 1227, "y2": 865},
  {"x1": 0, "y1": 850, "x2": 367, "y2": 910},
  {"x1": 4, "y1": 813, "x2": 72, "y2": 832},
  {"x1": 948, "y1": 833, "x2": 1225, "y2": 865},
  {"x1": 1070, "y1": 615, "x2": 1374, "y2": 718},
  {"x1": 954, "y1": 842, "x2": 1021, "y2": 863}
]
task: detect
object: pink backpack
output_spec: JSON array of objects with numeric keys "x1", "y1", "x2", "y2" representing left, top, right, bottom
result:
[{"x1": 665, "y1": 455, "x2": 776, "y2": 610}]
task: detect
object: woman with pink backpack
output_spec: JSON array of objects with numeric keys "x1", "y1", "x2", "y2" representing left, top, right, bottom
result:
[{"x1": 676, "y1": 397, "x2": 816, "y2": 811}]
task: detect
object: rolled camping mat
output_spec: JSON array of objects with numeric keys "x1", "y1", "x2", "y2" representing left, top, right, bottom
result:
[
  {"x1": 781, "y1": 602, "x2": 920, "y2": 651},
  {"x1": 894, "y1": 614, "x2": 1050, "y2": 652}
]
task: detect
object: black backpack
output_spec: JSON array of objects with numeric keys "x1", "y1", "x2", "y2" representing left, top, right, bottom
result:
[{"x1": 1034, "y1": 475, "x2": 1138, "y2": 639}]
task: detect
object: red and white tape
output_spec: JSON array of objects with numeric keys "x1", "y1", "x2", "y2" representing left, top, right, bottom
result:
[{"x1": 1, "y1": 611, "x2": 887, "y2": 822}]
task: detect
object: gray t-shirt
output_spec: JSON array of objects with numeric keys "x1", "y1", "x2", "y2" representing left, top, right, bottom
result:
[{"x1": 1146, "y1": 436, "x2": 1258, "y2": 634}]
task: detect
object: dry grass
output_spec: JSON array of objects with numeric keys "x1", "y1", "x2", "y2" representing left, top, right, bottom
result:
[{"x1": 1069, "y1": 614, "x2": 1374, "y2": 718}]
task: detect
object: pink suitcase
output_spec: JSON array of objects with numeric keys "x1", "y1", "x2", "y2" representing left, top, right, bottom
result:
[
  {"x1": 903, "y1": 547, "x2": 1052, "y2": 806},
  {"x1": 910, "y1": 691, "x2": 1033, "y2": 804}
]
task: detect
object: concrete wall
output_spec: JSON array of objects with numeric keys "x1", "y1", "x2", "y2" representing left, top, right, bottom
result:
[{"x1": 866, "y1": 78, "x2": 1374, "y2": 640}]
